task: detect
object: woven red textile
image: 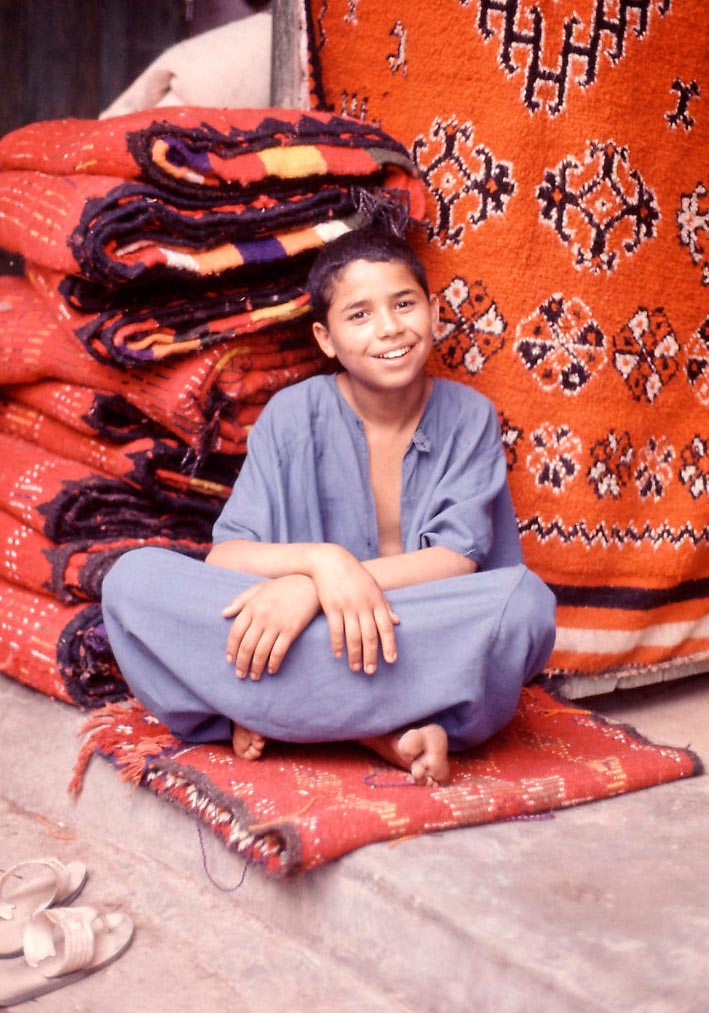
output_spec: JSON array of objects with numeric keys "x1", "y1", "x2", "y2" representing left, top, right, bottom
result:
[
  {"x1": 0, "y1": 108, "x2": 424, "y2": 288},
  {"x1": 0, "y1": 428, "x2": 220, "y2": 543},
  {"x1": 0, "y1": 275, "x2": 324, "y2": 456},
  {"x1": 7, "y1": 380, "x2": 162, "y2": 443},
  {"x1": 33, "y1": 264, "x2": 312, "y2": 367},
  {"x1": 0, "y1": 395, "x2": 194, "y2": 493},
  {"x1": 71, "y1": 686, "x2": 702, "y2": 877},
  {"x1": 306, "y1": 1, "x2": 709, "y2": 690},
  {"x1": 8, "y1": 378, "x2": 259, "y2": 463},
  {"x1": 0, "y1": 171, "x2": 356, "y2": 284},
  {"x1": 0, "y1": 578, "x2": 124, "y2": 707},
  {"x1": 0, "y1": 107, "x2": 423, "y2": 198},
  {"x1": 0, "y1": 505, "x2": 205, "y2": 604}
]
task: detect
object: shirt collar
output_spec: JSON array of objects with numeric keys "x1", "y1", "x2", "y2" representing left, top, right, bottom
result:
[
  {"x1": 328, "y1": 372, "x2": 436, "y2": 453},
  {"x1": 412, "y1": 429, "x2": 431, "y2": 452}
]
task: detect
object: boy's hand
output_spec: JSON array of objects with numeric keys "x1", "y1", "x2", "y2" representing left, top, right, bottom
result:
[
  {"x1": 307, "y1": 544, "x2": 399, "y2": 675},
  {"x1": 223, "y1": 574, "x2": 319, "y2": 680}
]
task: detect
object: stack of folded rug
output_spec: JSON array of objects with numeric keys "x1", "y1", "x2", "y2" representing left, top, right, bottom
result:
[{"x1": 0, "y1": 106, "x2": 424, "y2": 708}]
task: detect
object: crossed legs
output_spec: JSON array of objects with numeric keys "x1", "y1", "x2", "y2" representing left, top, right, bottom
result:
[{"x1": 103, "y1": 548, "x2": 556, "y2": 786}]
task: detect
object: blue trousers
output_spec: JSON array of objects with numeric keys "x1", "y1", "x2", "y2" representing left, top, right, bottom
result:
[{"x1": 101, "y1": 547, "x2": 556, "y2": 751}]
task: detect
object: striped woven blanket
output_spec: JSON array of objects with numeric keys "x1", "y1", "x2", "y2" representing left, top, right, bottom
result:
[
  {"x1": 0, "y1": 107, "x2": 420, "y2": 197},
  {"x1": 43, "y1": 265, "x2": 311, "y2": 366},
  {"x1": 0, "y1": 108, "x2": 424, "y2": 289},
  {"x1": 0, "y1": 393, "x2": 231, "y2": 499},
  {"x1": 0, "y1": 429, "x2": 220, "y2": 543},
  {"x1": 0, "y1": 275, "x2": 323, "y2": 457},
  {"x1": 0, "y1": 506, "x2": 205, "y2": 605},
  {"x1": 0, "y1": 577, "x2": 124, "y2": 707}
]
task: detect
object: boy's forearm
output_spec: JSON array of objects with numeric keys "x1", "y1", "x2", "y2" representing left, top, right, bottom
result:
[
  {"x1": 206, "y1": 539, "x2": 321, "y2": 577},
  {"x1": 206, "y1": 540, "x2": 476, "y2": 589},
  {"x1": 363, "y1": 547, "x2": 477, "y2": 591}
]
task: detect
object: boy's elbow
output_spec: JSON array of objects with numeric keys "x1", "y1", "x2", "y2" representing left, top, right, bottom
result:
[
  {"x1": 205, "y1": 545, "x2": 221, "y2": 567},
  {"x1": 457, "y1": 552, "x2": 478, "y2": 575},
  {"x1": 432, "y1": 545, "x2": 478, "y2": 576},
  {"x1": 205, "y1": 540, "x2": 243, "y2": 568}
]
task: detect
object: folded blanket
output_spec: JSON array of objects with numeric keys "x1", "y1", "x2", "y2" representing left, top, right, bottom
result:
[
  {"x1": 30, "y1": 263, "x2": 313, "y2": 366},
  {"x1": 7, "y1": 379, "x2": 164, "y2": 442},
  {"x1": 0, "y1": 577, "x2": 125, "y2": 707},
  {"x1": 9, "y1": 378, "x2": 259, "y2": 462},
  {"x1": 0, "y1": 429, "x2": 220, "y2": 542},
  {"x1": 0, "y1": 393, "x2": 234, "y2": 501},
  {"x1": 0, "y1": 170, "x2": 359, "y2": 285},
  {"x1": 2, "y1": 378, "x2": 128, "y2": 437},
  {"x1": 0, "y1": 108, "x2": 423, "y2": 291},
  {"x1": 49, "y1": 537, "x2": 206, "y2": 604},
  {"x1": 0, "y1": 506, "x2": 206, "y2": 604},
  {"x1": 0, "y1": 107, "x2": 423, "y2": 201},
  {"x1": 0, "y1": 275, "x2": 323, "y2": 456}
]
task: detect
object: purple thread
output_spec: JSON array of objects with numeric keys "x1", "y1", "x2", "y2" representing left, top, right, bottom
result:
[{"x1": 195, "y1": 814, "x2": 250, "y2": 892}]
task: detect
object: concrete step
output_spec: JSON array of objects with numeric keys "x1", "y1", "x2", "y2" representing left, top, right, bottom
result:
[{"x1": 2, "y1": 674, "x2": 709, "y2": 1012}]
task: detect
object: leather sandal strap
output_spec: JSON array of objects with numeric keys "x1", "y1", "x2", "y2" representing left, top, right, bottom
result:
[
  {"x1": 0, "y1": 858, "x2": 70, "y2": 921},
  {"x1": 24, "y1": 906, "x2": 98, "y2": 977}
]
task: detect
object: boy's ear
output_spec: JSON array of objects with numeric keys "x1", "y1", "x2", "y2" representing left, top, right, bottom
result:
[
  {"x1": 429, "y1": 293, "x2": 440, "y2": 330},
  {"x1": 312, "y1": 321, "x2": 337, "y2": 359}
]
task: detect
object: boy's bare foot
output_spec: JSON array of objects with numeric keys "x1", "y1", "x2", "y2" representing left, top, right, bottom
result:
[
  {"x1": 360, "y1": 723, "x2": 450, "y2": 786},
  {"x1": 232, "y1": 723, "x2": 267, "y2": 761}
]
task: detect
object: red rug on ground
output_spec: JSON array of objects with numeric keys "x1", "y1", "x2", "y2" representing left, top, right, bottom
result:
[{"x1": 71, "y1": 685, "x2": 702, "y2": 878}]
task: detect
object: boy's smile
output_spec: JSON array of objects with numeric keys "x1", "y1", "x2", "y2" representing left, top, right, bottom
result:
[{"x1": 312, "y1": 257, "x2": 438, "y2": 401}]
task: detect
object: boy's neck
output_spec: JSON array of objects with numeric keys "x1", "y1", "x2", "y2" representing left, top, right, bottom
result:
[{"x1": 337, "y1": 371, "x2": 433, "y2": 436}]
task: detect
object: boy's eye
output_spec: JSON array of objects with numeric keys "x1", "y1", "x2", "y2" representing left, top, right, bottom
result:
[
  {"x1": 347, "y1": 309, "x2": 367, "y2": 321},
  {"x1": 396, "y1": 299, "x2": 415, "y2": 310}
]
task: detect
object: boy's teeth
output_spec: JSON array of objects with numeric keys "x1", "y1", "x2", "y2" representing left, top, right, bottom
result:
[{"x1": 379, "y1": 346, "x2": 410, "y2": 359}]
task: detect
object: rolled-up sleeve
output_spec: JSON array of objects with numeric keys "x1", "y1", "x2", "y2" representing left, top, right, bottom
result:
[
  {"x1": 211, "y1": 411, "x2": 281, "y2": 545},
  {"x1": 414, "y1": 398, "x2": 508, "y2": 566}
]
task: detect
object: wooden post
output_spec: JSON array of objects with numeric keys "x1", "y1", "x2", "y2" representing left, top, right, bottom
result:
[{"x1": 270, "y1": 0, "x2": 309, "y2": 108}]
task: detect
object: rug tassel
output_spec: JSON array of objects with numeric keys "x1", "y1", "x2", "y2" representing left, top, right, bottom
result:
[
  {"x1": 113, "y1": 736, "x2": 180, "y2": 792},
  {"x1": 68, "y1": 700, "x2": 178, "y2": 799}
]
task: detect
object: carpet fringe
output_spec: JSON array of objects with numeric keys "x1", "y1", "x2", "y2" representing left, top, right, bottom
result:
[{"x1": 69, "y1": 698, "x2": 179, "y2": 798}]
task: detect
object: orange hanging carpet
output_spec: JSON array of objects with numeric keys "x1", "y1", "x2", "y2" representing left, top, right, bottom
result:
[
  {"x1": 71, "y1": 686, "x2": 702, "y2": 878},
  {"x1": 305, "y1": 1, "x2": 709, "y2": 695}
]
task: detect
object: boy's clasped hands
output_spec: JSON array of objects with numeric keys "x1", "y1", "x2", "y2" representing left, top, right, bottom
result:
[{"x1": 222, "y1": 543, "x2": 400, "y2": 682}]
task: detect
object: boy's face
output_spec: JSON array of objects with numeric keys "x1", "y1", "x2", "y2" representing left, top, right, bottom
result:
[{"x1": 312, "y1": 258, "x2": 438, "y2": 395}]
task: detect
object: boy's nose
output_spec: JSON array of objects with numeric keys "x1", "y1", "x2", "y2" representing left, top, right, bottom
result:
[{"x1": 375, "y1": 307, "x2": 400, "y2": 337}]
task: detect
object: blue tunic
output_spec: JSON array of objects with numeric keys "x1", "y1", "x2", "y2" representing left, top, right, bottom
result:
[
  {"x1": 212, "y1": 374, "x2": 522, "y2": 569},
  {"x1": 102, "y1": 375, "x2": 556, "y2": 750}
]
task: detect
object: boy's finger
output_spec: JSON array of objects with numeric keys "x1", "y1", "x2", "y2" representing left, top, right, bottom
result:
[
  {"x1": 325, "y1": 610, "x2": 345, "y2": 660},
  {"x1": 247, "y1": 629, "x2": 279, "y2": 681},
  {"x1": 374, "y1": 606, "x2": 398, "y2": 664},
  {"x1": 266, "y1": 632, "x2": 291, "y2": 675},
  {"x1": 234, "y1": 625, "x2": 263, "y2": 680},
  {"x1": 343, "y1": 612, "x2": 363, "y2": 672},
  {"x1": 358, "y1": 612, "x2": 380, "y2": 675},
  {"x1": 225, "y1": 612, "x2": 249, "y2": 664}
]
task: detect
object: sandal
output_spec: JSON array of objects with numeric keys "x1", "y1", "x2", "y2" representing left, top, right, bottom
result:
[
  {"x1": 0, "y1": 858, "x2": 88, "y2": 958},
  {"x1": 0, "y1": 905, "x2": 134, "y2": 1007}
]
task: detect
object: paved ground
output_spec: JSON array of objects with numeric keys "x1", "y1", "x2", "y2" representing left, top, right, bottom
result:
[{"x1": 1, "y1": 672, "x2": 708, "y2": 1012}]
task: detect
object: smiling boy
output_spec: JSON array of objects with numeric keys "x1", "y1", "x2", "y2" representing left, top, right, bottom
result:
[{"x1": 102, "y1": 228, "x2": 556, "y2": 786}]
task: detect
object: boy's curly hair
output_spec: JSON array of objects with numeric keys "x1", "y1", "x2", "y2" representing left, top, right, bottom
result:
[{"x1": 307, "y1": 227, "x2": 430, "y2": 326}]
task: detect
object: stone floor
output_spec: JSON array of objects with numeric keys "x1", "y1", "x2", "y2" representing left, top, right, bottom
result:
[{"x1": 1, "y1": 672, "x2": 708, "y2": 1012}]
